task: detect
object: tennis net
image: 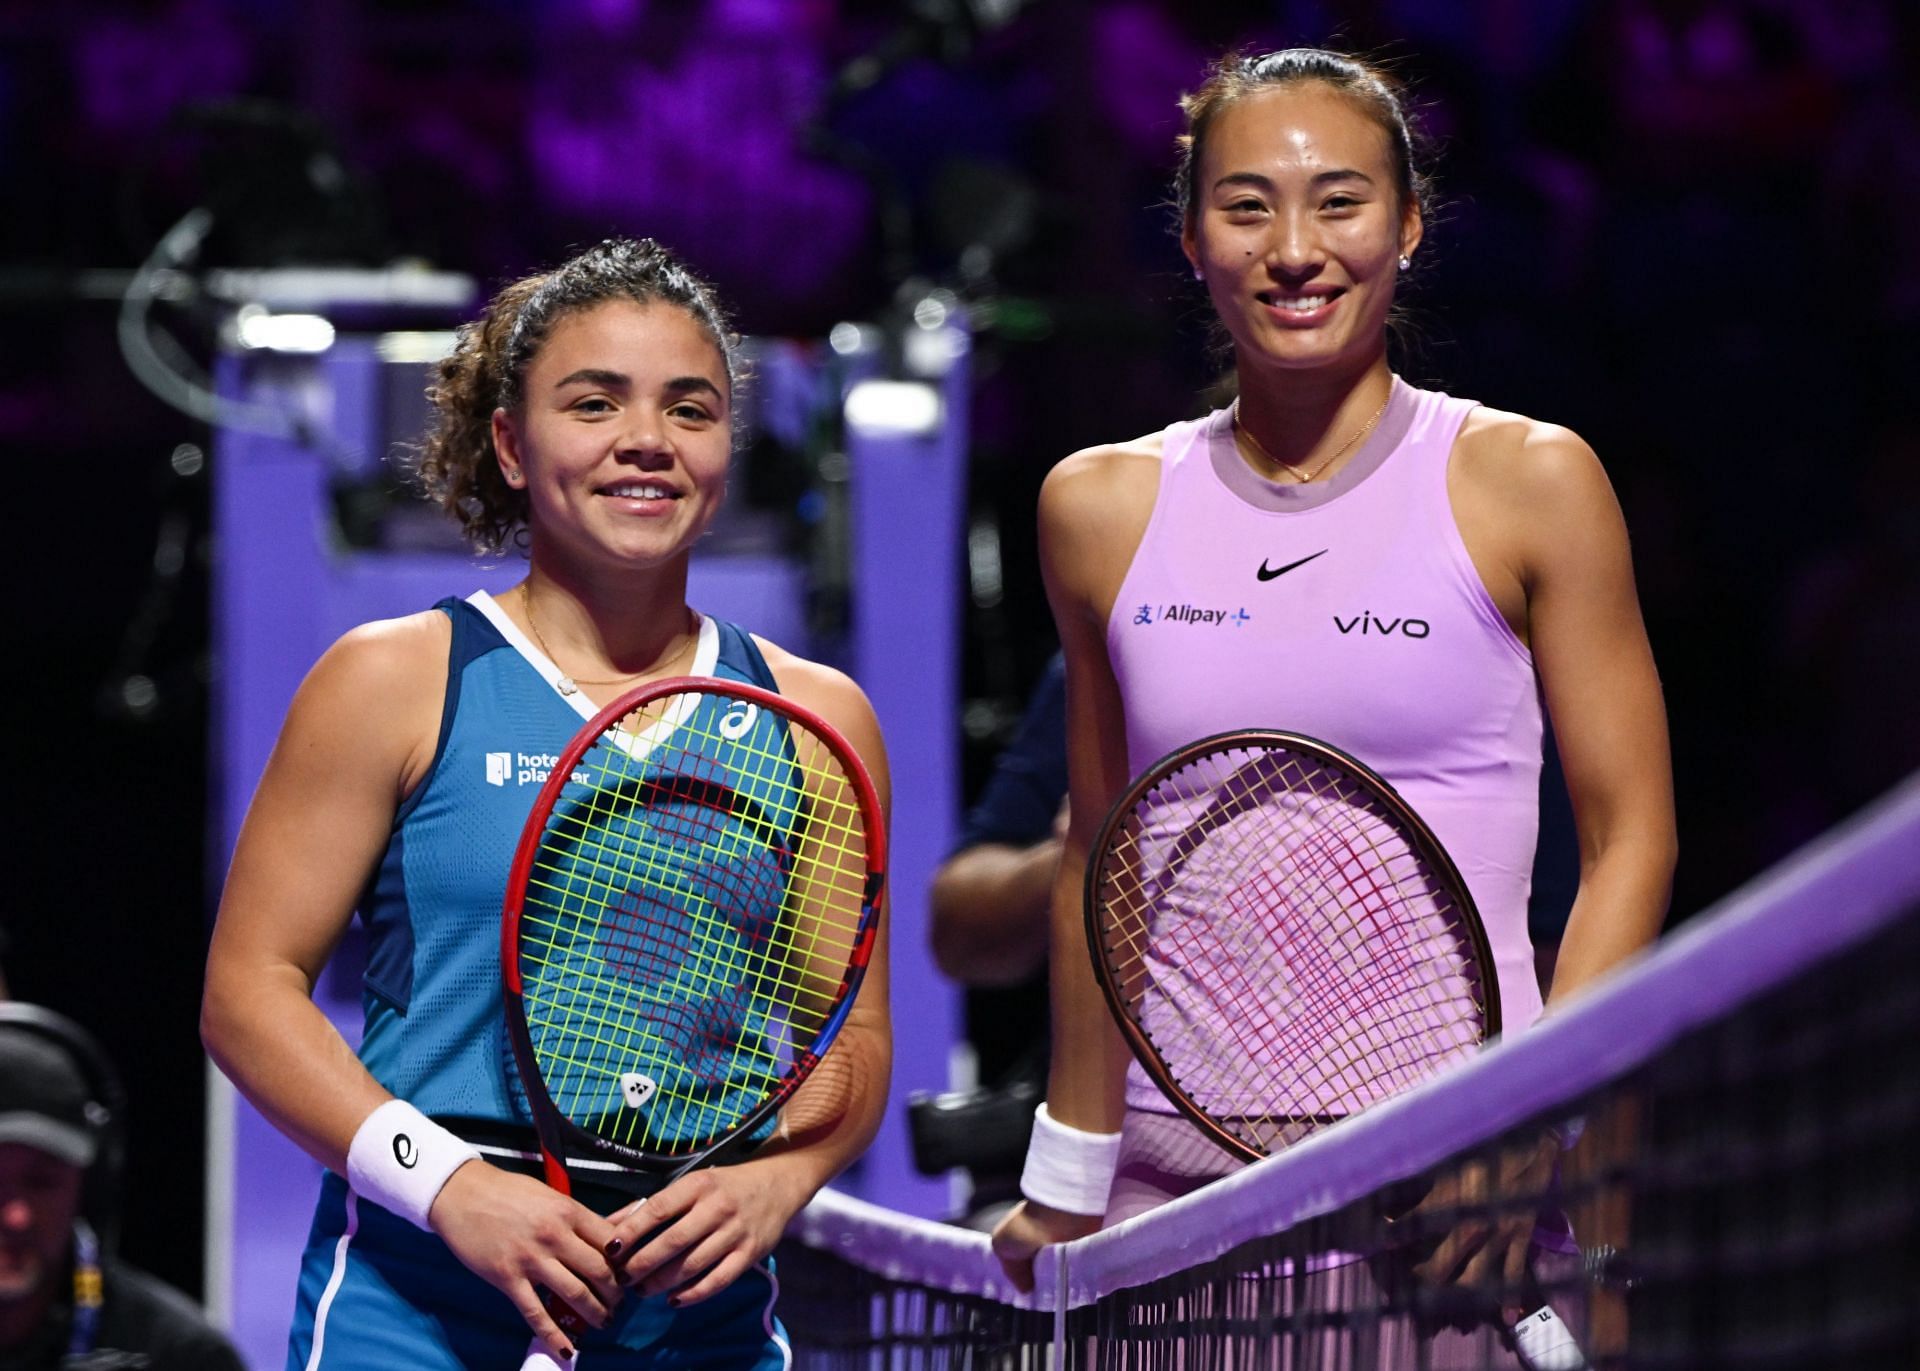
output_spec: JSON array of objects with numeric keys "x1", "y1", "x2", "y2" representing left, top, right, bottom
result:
[{"x1": 778, "y1": 773, "x2": 1920, "y2": 1369}]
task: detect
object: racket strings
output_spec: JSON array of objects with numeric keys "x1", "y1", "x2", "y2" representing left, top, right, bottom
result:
[
  {"x1": 536, "y1": 763, "x2": 794, "y2": 1131},
  {"x1": 1097, "y1": 744, "x2": 1489, "y2": 1157},
  {"x1": 518, "y1": 690, "x2": 872, "y2": 1157},
  {"x1": 529, "y1": 763, "x2": 839, "y2": 1147}
]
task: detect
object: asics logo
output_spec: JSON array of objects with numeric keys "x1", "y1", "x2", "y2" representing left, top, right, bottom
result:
[{"x1": 392, "y1": 1134, "x2": 418, "y2": 1169}]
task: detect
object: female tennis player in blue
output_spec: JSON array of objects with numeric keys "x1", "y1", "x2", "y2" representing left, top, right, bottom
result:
[
  {"x1": 203, "y1": 238, "x2": 893, "y2": 1369},
  {"x1": 991, "y1": 47, "x2": 1676, "y2": 1360}
]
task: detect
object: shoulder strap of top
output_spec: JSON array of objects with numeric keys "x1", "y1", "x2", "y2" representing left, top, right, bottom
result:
[{"x1": 715, "y1": 618, "x2": 781, "y2": 691}]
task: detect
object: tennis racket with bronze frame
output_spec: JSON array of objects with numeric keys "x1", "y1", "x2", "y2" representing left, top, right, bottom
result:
[
  {"x1": 1085, "y1": 727, "x2": 1498, "y2": 1161},
  {"x1": 1084, "y1": 728, "x2": 1589, "y2": 1368}
]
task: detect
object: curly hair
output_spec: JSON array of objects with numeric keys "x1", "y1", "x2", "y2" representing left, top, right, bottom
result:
[
  {"x1": 414, "y1": 238, "x2": 741, "y2": 554},
  {"x1": 1174, "y1": 49, "x2": 1433, "y2": 229}
]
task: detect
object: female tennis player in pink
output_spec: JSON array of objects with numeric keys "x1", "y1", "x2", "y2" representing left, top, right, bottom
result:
[
  {"x1": 203, "y1": 238, "x2": 892, "y2": 1369},
  {"x1": 991, "y1": 47, "x2": 1676, "y2": 1333}
]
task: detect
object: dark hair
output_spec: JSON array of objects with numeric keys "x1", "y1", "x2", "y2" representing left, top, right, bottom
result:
[
  {"x1": 415, "y1": 237, "x2": 741, "y2": 554},
  {"x1": 1175, "y1": 48, "x2": 1432, "y2": 229}
]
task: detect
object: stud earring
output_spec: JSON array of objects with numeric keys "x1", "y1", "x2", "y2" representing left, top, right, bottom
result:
[
  {"x1": 1193, "y1": 267, "x2": 1204, "y2": 281},
  {"x1": 504, "y1": 468, "x2": 524, "y2": 487},
  {"x1": 1398, "y1": 255, "x2": 1411, "y2": 273}
]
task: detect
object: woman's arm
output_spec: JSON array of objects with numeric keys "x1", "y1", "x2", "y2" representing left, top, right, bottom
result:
[
  {"x1": 1512, "y1": 426, "x2": 1676, "y2": 1003},
  {"x1": 930, "y1": 661, "x2": 1070, "y2": 986},
  {"x1": 202, "y1": 616, "x2": 447, "y2": 1168},
  {"x1": 992, "y1": 447, "x2": 1159, "y2": 1291},
  {"x1": 1452, "y1": 414, "x2": 1677, "y2": 1001},
  {"x1": 201, "y1": 615, "x2": 624, "y2": 1359},
  {"x1": 1416, "y1": 420, "x2": 1675, "y2": 1303},
  {"x1": 609, "y1": 656, "x2": 894, "y2": 1306},
  {"x1": 929, "y1": 828, "x2": 1064, "y2": 986}
]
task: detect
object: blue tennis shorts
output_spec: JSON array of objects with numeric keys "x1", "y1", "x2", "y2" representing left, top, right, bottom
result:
[{"x1": 286, "y1": 1172, "x2": 791, "y2": 1370}]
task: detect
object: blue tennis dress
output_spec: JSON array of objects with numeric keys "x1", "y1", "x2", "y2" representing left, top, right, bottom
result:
[{"x1": 286, "y1": 592, "x2": 793, "y2": 1371}]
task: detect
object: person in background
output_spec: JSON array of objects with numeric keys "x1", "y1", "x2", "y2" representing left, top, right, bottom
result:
[
  {"x1": 0, "y1": 1009, "x2": 243, "y2": 1371},
  {"x1": 925, "y1": 654, "x2": 1066, "y2": 1224},
  {"x1": 930, "y1": 654, "x2": 1068, "y2": 991}
]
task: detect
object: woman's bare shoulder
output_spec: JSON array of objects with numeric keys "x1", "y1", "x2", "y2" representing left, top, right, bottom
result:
[
  {"x1": 1039, "y1": 431, "x2": 1167, "y2": 537},
  {"x1": 750, "y1": 637, "x2": 858, "y2": 706},
  {"x1": 1455, "y1": 405, "x2": 1605, "y2": 494},
  {"x1": 750, "y1": 636, "x2": 882, "y2": 735},
  {"x1": 316, "y1": 609, "x2": 453, "y2": 695},
  {"x1": 285, "y1": 610, "x2": 452, "y2": 767},
  {"x1": 1046, "y1": 430, "x2": 1167, "y2": 488},
  {"x1": 1454, "y1": 406, "x2": 1627, "y2": 581}
]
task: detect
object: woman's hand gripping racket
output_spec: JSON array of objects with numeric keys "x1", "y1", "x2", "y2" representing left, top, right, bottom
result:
[
  {"x1": 501, "y1": 677, "x2": 885, "y2": 1369},
  {"x1": 1084, "y1": 729, "x2": 1585, "y2": 1371}
]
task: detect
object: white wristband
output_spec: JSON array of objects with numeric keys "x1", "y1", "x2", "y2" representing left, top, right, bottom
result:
[
  {"x1": 1019, "y1": 1102, "x2": 1122, "y2": 1217},
  {"x1": 1512, "y1": 1304, "x2": 1589, "y2": 1370},
  {"x1": 346, "y1": 1100, "x2": 481, "y2": 1230}
]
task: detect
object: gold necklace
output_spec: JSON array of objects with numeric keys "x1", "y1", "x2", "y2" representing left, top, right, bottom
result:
[
  {"x1": 521, "y1": 586, "x2": 695, "y2": 698},
  {"x1": 1232, "y1": 392, "x2": 1391, "y2": 484}
]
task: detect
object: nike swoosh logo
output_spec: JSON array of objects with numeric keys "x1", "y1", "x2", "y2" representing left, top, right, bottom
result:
[{"x1": 1256, "y1": 550, "x2": 1328, "y2": 582}]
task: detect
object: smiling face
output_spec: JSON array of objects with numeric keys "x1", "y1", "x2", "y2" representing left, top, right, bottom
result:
[
  {"x1": 491, "y1": 298, "x2": 732, "y2": 577},
  {"x1": 1182, "y1": 82, "x2": 1421, "y2": 378}
]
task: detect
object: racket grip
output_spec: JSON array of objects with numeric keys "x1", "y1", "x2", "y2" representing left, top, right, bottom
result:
[
  {"x1": 520, "y1": 1340, "x2": 574, "y2": 1371},
  {"x1": 519, "y1": 1297, "x2": 585, "y2": 1371},
  {"x1": 1511, "y1": 1304, "x2": 1588, "y2": 1371}
]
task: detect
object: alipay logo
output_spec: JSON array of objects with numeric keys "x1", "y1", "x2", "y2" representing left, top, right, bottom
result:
[{"x1": 485, "y1": 752, "x2": 513, "y2": 787}]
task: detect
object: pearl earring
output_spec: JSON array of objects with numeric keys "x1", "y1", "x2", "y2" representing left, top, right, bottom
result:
[
  {"x1": 1399, "y1": 255, "x2": 1411, "y2": 272},
  {"x1": 1193, "y1": 267, "x2": 1204, "y2": 281}
]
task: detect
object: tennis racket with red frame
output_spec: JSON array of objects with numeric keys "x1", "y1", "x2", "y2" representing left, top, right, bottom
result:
[
  {"x1": 500, "y1": 676, "x2": 885, "y2": 1369},
  {"x1": 1085, "y1": 728, "x2": 1587, "y2": 1369}
]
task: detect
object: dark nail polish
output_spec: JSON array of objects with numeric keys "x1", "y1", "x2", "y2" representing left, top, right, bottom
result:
[{"x1": 606, "y1": 1238, "x2": 623, "y2": 1256}]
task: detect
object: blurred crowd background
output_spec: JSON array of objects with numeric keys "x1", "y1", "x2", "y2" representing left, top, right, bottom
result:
[{"x1": 4, "y1": 0, "x2": 1916, "y2": 1314}]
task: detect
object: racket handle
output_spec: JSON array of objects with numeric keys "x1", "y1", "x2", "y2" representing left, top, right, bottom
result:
[
  {"x1": 520, "y1": 1340, "x2": 575, "y2": 1371},
  {"x1": 1512, "y1": 1304, "x2": 1588, "y2": 1371},
  {"x1": 519, "y1": 1296, "x2": 585, "y2": 1371}
]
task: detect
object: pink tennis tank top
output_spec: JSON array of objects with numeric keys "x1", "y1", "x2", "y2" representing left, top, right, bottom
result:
[{"x1": 1108, "y1": 378, "x2": 1544, "y2": 1111}]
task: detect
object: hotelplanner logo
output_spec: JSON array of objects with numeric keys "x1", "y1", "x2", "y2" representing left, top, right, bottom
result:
[{"x1": 484, "y1": 750, "x2": 592, "y2": 787}]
